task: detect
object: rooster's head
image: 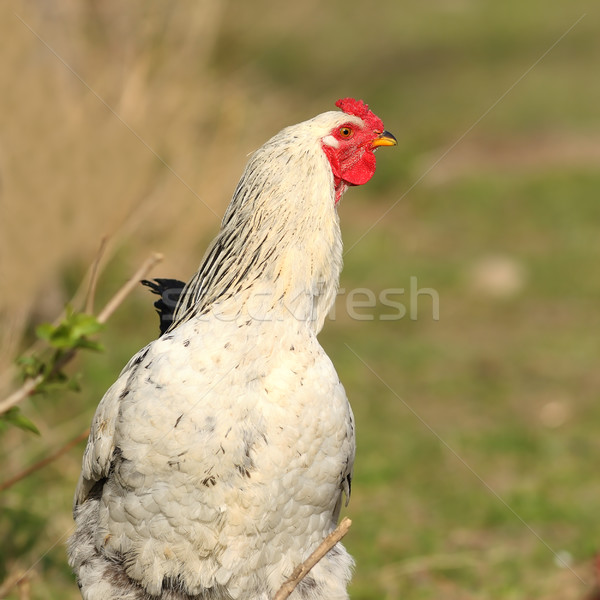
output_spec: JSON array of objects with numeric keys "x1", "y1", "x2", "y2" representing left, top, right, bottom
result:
[{"x1": 321, "y1": 97, "x2": 396, "y2": 202}]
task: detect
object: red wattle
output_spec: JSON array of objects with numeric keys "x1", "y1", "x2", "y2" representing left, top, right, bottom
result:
[
  {"x1": 322, "y1": 142, "x2": 377, "y2": 201},
  {"x1": 340, "y1": 150, "x2": 376, "y2": 186}
]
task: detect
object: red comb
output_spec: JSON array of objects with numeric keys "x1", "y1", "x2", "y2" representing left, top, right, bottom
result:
[
  {"x1": 335, "y1": 98, "x2": 371, "y2": 118},
  {"x1": 335, "y1": 97, "x2": 384, "y2": 130}
]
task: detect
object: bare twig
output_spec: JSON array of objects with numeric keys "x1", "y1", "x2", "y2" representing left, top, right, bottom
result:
[
  {"x1": 96, "y1": 252, "x2": 163, "y2": 324},
  {"x1": 0, "y1": 376, "x2": 45, "y2": 418},
  {"x1": 273, "y1": 517, "x2": 352, "y2": 600},
  {"x1": 85, "y1": 236, "x2": 109, "y2": 315},
  {"x1": 0, "y1": 428, "x2": 90, "y2": 493},
  {"x1": 0, "y1": 252, "x2": 163, "y2": 416},
  {"x1": 0, "y1": 237, "x2": 111, "y2": 397},
  {"x1": 0, "y1": 570, "x2": 27, "y2": 599},
  {"x1": 17, "y1": 572, "x2": 30, "y2": 600}
]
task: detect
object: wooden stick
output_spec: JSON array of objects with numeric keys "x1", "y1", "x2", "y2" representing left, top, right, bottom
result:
[{"x1": 273, "y1": 517, "x2": 352, "y2": 600}]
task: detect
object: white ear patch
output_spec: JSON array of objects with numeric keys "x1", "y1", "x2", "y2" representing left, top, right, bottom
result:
[{"x1": 322, "y1": 135, "x2": 339, "y2": 148}]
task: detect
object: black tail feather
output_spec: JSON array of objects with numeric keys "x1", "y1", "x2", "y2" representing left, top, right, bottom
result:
[{"x1": 141, "y1": 278, "x2": 186, "y2": 335}]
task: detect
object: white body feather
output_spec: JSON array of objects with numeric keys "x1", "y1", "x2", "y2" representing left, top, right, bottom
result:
[{"x1": 69, "y1": 110, "x2": 364, "y2": 600}]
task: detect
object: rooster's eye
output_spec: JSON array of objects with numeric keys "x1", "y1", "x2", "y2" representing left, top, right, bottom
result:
[{"x1": 339, "y1": 127, "x2": 353, "y2": 139}]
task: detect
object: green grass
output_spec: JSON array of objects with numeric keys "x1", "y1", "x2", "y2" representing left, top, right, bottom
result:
[{"x1": 1, "y1": 0, "x2": 599, "y2": 598}]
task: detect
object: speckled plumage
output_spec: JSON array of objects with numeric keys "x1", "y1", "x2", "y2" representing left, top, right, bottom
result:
[{"x1": 69, "y1": 100, "x2": 394, "y2": 599}]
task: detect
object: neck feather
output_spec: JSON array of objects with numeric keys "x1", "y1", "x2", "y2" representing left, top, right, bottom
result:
[{"x1": 171, "y1": 126, "x2": 343, "y2": 334}]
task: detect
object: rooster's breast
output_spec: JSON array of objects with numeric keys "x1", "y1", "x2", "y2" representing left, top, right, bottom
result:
[{"x1": 101, "y1": 314, "x2": 354, "y2": 594}]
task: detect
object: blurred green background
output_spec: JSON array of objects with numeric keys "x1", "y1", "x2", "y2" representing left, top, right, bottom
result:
[{"x1": 1, "y1": 0, "x2": 599, "y2": 598}]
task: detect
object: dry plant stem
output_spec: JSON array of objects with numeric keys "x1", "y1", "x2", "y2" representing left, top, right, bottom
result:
[
  {"x1": 0, "y1": 252, "x2": 164, "y2": 416},
  {"x1": 0, "y1": 570, "x2": 27, "y2": 599},
  {"x1": 96, "y1": 252, "x2": 163, "y2": 324},
  {"x1": 0, "y1": 427, "x2": 90, "y2": 493},
  {"x1": 17, "y1": 574, "x2": 30, "y2": 600},
  {"x1": 0, "y1": 237, "x2": 112, "y2": 396},
  {"x1": 0, "y1": 376, "x2": 45, "y2": 418},
  {"x1": 273, "y1": 517, "x2": 352, "y2": 600},
  {"x1": 85, "y1": 236, "x2": 109, "y2": 315}
]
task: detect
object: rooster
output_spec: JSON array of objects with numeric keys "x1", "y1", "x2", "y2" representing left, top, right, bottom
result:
[{"x1": 69, "y1": 98, "x2": 396, "y2": 600}]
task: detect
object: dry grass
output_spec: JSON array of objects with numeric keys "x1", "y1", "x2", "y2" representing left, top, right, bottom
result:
[{"x1": 0, "y1": 0, "x2": 294, "y2": 372}]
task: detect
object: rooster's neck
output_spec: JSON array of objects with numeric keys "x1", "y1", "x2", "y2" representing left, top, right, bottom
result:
[{"x1": 172, "y1": 132, "x2": 343, "y2": 335}]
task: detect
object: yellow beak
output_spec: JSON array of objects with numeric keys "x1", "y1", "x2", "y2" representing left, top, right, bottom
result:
[{"x1": 371, "y1": 130, "x2": 397, "y2": 148}]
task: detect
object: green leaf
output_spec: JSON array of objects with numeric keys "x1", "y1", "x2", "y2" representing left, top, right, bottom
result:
[
  {"x1": 1, "y1": 407, "x2": 40, "y2": 435},
  {"x1": 13, "y1": 308, "x2": 105, "y2": 401},
  {"x1": 16, "y1": 355, "x2": 45, "y2": 379},
  {"x1": 74, "y1": 338, "x2": 104, "y2": 352},
  {"x1": 67, "y1": 375, "x2": 82, "y2": 392},
  {"x1": 35, "y1": 310, "x2": 104, "y2": 350},
  {"x1": 35, "y1": 323, "x2": 56, "y2": 343},
  {"x1": 68, "y1": 313, "x2": 104, "y2": 339}
]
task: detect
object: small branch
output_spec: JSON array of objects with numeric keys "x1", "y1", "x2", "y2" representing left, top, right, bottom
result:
[
  {"x1": 273, "y1": 517, "x2": 352, "y2": 600},
  {"x1": 0, "y1": 377, "x2": 44, "y2": 418},
  {"x1": 85, "y1": 236, "x2": 109, "y2": 315},
  {"x1": 0, "y1": 428, "x2": 90, "y2": 493},
  {"x1": 4, "y1": 236, "x2": 112, "y2": 370},
  {"x1": 17, "y1": 572, "x2": 30, "y2": 600},
  {"x1": 0, "y1": 252, "x2": 163, "y2": 416},
  {"x1": 0, "y1": 570, "x2": 27, "y2": 599},
  {"x1": 96, "y1": 252, "x2": 163, "y2": 324}
]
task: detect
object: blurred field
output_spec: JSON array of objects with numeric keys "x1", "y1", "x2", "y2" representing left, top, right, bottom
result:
[{"x1": 1, "y1": 0, "x2": 599, "y2": 598}]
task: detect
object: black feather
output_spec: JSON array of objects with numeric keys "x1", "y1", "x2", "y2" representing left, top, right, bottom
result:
[{"x1": 141, "y1": 278, "x2": 186, "y2": 335}]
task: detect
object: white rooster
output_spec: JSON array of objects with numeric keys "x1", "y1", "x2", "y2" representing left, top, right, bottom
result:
[{"x1": 68, "y1": 98, "x2": 396, "y2": 600}]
